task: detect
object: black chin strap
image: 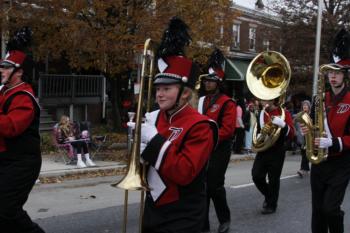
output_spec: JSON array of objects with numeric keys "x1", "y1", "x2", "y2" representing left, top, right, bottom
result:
[
  {"x1": 334, "y1": 81, "x2": 345, "y2": 89},
  {"x1": 167, "y1": 84, "x2": 185, "y2": 113},
  {"x1": 3, "y1": 67, "x2": 18, "y2": 86}
]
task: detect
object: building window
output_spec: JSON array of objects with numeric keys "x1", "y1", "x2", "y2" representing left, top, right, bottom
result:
[
  {"x1": 249, "y1": 27, "x2": 256, "y2": 51},
  {"x1": 232, "y1": 24, "x2": 240, "y2": 48},
  {"x1": 263, "y1": 39, "x2": 270, "y2": 51},
  {"x1": 220, "y1": 24, "x2": 224, "y2": 39}
]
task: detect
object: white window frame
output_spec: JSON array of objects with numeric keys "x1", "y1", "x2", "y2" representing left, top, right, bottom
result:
[
  {"x1": 249, "y1": 27, "x2": 256, "y2": 51},
  {"x1": 232, "y1": 24, "x2": 240, "y2": 48},
  {"x1": 220, "y1": 24, "x2": 224, "y2": 39},
  {"x1": 263, "y1": 39, "x2": 270, "y2": 51}
]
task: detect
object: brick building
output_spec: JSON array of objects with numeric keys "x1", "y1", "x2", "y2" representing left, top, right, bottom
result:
[{"x1": 224, "y1": 2, "x2": 282, "y2": 100}]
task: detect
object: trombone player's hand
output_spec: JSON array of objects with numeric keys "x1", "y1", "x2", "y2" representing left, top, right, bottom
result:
[
  {"x1": 145, "y1": 112, "x2": 158, "y2": 125},
  {"x1": 126, "y1": 121, "x2": 158, "y2": 144},
  {"x1": 141, "y1": 123, "x2": 158, "y2": 143},
  {"x1": 126, "y1": 122, "x2": 151, "y2": 164},
  {"x1": 141, "y1": 112, "x2": 159, "y2": 143}
]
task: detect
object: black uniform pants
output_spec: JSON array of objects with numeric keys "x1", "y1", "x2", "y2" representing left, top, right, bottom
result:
[
  {"x1": 251, "y1": 146, "x2": 286, "y2": 209},
  {"x1": 300, "y1": 148, "x2": 310, "y2": 171},
  {"x1": 143, "y1": 190, "x2": 206, "y2": 233},
  {"x1": 311, "y1": 159, "x2": 350, "y2": 233},
  {"x1": 0, "y1": 154, "x2": 45, "y2": 233},
  {"x1": 203, "y1": 140, "x2": 232, "y2": 229}
]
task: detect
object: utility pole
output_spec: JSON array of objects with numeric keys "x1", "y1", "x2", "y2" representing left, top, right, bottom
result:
[
  {"x1": 1, "y1": 0, "x2": 12, "y2": 58},
  {"x1": 312, "y1": 0, "x2": 323, "y2": 96}
]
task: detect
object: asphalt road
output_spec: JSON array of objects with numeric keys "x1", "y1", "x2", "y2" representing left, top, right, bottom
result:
[{"x1": 26, "y1": 154, "x2": 350, "y2": 233}]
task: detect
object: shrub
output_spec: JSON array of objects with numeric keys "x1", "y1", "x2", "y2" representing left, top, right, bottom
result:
[{"x1": 40, "y1": 132, "x2": 56, "y2": 154}]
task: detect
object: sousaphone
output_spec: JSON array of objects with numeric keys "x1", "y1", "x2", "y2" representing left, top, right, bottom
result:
[{"x1": 246, "y1": 51, "x2": 291, "y2": 152}]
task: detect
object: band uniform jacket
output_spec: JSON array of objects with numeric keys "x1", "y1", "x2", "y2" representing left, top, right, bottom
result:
[
  {"x1": 0, "y1": 82, "x2": 41, "y2": 231},
  {"x1": 323, "y1": 89, "x2": 350, "y2": 158},
  {"x1": 0, "y1": 82, "x2": 40, "y2": 155},
  {"x1": 198, "y1": 94, "x2": 236, "y2": 142},
  {"x1": 141, "y1": 103, "x2": 218, "y2": 230}
]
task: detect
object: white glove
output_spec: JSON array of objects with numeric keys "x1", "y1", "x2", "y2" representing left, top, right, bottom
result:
[
  {"x1": 317, "y1": 137, "x2": 333, "y2": 149},
  {"x1": 140, "y1": 142, "x2": 147, "y2": 164},
  {"x1": 127, "y1": 111, "x2": 157, "y2": 128},
  {"x1": 145, "y1": 112, "x2": 158, "y2": 125},
  {"x1": 140, "y1": 142, "x2": 147, "y2": 154},
  {"x1": 272, "y1": 117, "x2": 286, "y2": 128},
  {"x1": 141, "y1": 122, "x2": 158, "y2": 143}
]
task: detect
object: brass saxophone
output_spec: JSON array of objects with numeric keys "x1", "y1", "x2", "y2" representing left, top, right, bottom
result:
[{"x1": 295, "y1": 64, "x2": 338, "y2": 164}]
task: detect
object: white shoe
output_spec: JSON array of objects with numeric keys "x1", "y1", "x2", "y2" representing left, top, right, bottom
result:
[
  {"x1": 77, "y1": 160, "x2": 87, "y2": 168},
  {"x1": 85, "y1": 159, "x2": 96, "y2": 167}
]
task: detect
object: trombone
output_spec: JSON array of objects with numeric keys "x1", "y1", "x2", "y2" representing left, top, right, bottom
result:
[{"x1": 111, "y1": 38, "x2": 157, "y2": 233}]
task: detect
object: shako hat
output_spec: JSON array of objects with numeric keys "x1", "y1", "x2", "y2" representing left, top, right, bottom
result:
[
  {"x1": 0, "y1": 27, "x2": 32, "y2": 68},
  {"x1": 0, "y1": 27, "x2": 33, "y2": 83},
  {"x1": 202, "y1": 48, "x2": 225, "y2": 82},
  {"x1": 330, "y1": 28, "x2": 350, "y2": 69},
  {"x1": 154, "y1": 17, "x2": 199, "y2": 89}
]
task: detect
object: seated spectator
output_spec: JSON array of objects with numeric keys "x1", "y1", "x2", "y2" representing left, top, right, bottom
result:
[{"x1": 57, "y1": 115, "x2": 96, "y2": 168}]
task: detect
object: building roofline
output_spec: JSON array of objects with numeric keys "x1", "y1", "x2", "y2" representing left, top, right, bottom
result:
[
  {"x1": 232, "y1": 3, "x2": 282, "y2": 23},
  {"x1": 227, "y1": 51, "x2": 257, "y2": 60}
]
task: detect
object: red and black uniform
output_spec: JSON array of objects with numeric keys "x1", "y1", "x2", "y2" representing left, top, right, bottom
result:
[
  {"x1": 141, "y1": 104, "x2": 218, "y2": 233},
  {"x1": 311, "y1": 89, "x2": 350, "y2": 233},
  {"x1": 0, "y1": 82, "x2": 44, "y2": 233},
  {"x1": 251, "y1": 107, "x2": 294, "y2": 210},
  {"x1": 198, "y1": 94, "x2": 236, "y2": 228}
]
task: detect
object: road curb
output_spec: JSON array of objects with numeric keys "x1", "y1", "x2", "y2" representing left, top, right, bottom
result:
[
  {"x1": 39, "y1": 165, "x2": 126, "y2": 184},
  {"x1": 38, "y1": 153, "x2": 255, "y2": 184}
]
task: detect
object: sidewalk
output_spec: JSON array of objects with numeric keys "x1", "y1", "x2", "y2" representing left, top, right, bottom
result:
[
  {"x1": 39, "y1": 152, "x2": 256, "y2": 183},
  {"x1": 39, "y1": 156, "x2": 125, "y2": 183}
]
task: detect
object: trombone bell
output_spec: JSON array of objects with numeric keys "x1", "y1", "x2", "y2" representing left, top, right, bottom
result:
[
  {"x1": 111, "y1": 140, "x2": 148, "y2": 191},
  {"x1": 111, "y1": 166, "x2": 147, "y2": 191}
]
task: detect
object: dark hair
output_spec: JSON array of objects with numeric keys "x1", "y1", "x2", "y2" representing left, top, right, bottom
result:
[{"x1": 236, "y1": 97, "x2": 246, "y2": 114}]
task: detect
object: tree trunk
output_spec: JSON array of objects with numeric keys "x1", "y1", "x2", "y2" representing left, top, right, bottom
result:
[{"x1": 109, "y1": 77, "x2": 122, "y2": 131}]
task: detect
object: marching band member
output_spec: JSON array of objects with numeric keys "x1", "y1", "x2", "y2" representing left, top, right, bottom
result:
[
  {"x1": 301, "y1": 28, "x2": 350, "y2": 233},
  {"x1": 139, "y1": 17, "x2": 218, "y2": 233},
  {"x1": 198, "y1": 49, "x2": 236, "y2": 233},
  {"x1": 0, "y1": 28, "x2": 45, "y2": 233},
  {"x1": 251, "y1": 98, "x2": 294, "y2": 214}
]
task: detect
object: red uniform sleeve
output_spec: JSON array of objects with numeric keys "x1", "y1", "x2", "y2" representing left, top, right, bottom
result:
[
  {"x1": 218, "y1": 101, "x2": 236, "y2": 142},
  {"x1": 160, "y1": 122, "x2": 214, "y2": 186},
  {"x1": 338, "y1": 136, "x2": 350, "y2": 152},
  {"x1": 0, "y1": 94, "x2": 35, "y2": 138},
  {"x1": 284, "y1": 110, "x2": 295, "y2": 140},
  {"x1": 331, "y1": 124, "x2": 350, "y2": 153}
]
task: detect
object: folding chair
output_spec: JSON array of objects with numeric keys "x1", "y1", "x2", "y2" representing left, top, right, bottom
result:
[
  {"x1": 90, "y1": 135, "x2": 108, "y2": 158},
  {"x1": 52, "y1": 123, "x2": 76, "y2": 165},
  {"x1": 78, "y1": 121, "x2": 107, "y2": 158}
]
